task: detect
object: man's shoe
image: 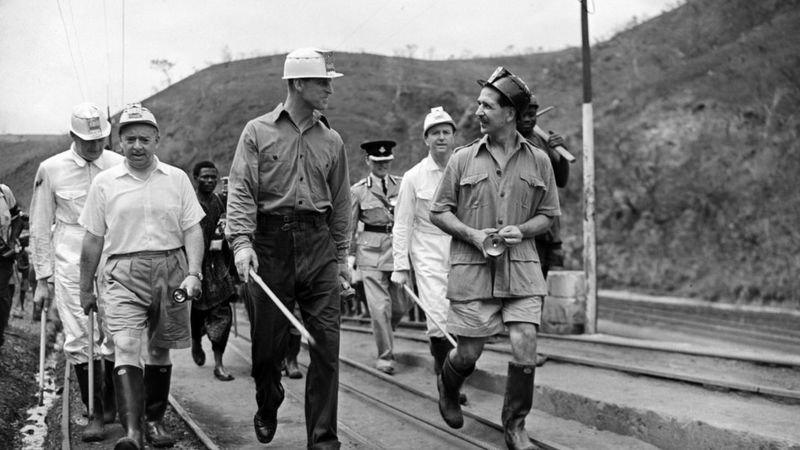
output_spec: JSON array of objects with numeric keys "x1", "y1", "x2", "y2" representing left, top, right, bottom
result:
[
  {"x1": 535, "y1": 353, "x2": 548, "y2": 367},
  {"x1": 253, "y1": 413, "x2": 277, "y2": 443},
  {"x1": 191, "y1": 345, "x2": 205, "y2": 366},
  {"x1": 376, "y1": 360, "x2": 395, "y2": 375},
  {"x1": 213, "y1": 367, "x2": 235, "y2": 382}
]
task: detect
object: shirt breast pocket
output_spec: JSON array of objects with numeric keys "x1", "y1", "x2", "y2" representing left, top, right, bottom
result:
[
  {"x1": 459, "y1": 172, "x2": 490, "y2": 209},
  {"x1": 518, "y1": 174, "x2": 546, "y2": 211},
  {"x1": 55, "y1": 189, "x2": 87, "y2": 222}
]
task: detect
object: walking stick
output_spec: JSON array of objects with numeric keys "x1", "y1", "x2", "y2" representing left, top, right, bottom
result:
[
  {"x1": 38, "y1": 306, "x2": 47, "y2": 406},
  {"x1": 401, "y1": 284, "x2": 457, "y2": 348},
  {"x1": 87, "y1": 310, "x2": 95, "y2": 417},
  {"x1": 232, "y1": 301, "x2": 238, "y2": 337},
  {"x1": 248, "y1": 269, "x2": 316, "y2": 347}
]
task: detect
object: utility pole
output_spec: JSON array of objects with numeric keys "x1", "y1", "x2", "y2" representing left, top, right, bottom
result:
[{"x1": 581, "y1": 0, "x2": 597, "y2": 333}]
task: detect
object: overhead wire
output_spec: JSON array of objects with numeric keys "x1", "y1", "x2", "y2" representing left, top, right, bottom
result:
[
  {"x1": 55, "y1": 0, "x2": 86, "y2": 100},
  {"x1": 121, "y1": 0, "x2": 126, "y2": 104},
  {"x1": 66, "y1": 0, "x2": 90, "y2": 97},
  {"x1": 335, "y1": 1, "x2": 392, "y2": 50}
]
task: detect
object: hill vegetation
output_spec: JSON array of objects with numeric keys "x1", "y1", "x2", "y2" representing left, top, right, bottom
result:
[{"x1": 2, "y1": 0, "x2": 798, "y2": 307}]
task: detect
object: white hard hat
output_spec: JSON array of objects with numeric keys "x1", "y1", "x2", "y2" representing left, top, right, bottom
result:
[
  {"x1": 283, "y1": 48, "x2": 344, "y2": 80},
  {"x1": 423, "y1": 106, "x2": 456, "y2": 137},
  {"x1": 70, "y1": 102, "x2": 111, "y2": 141},
  {"x1": 119, "y1": 103, "x2": 159, "y2": 132}
]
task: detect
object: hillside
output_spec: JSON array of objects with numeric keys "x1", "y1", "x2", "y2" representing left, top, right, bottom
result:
[{"x1": 1, "y1": 0, "x2": 798, "y2": 306}]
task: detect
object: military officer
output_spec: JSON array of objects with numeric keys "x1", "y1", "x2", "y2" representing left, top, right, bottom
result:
[{"x1": 350, "y1": 140, "x2": 409, "y2": 374}]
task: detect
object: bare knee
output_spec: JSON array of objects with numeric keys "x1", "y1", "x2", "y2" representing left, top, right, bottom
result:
[
  {"x1": 508, "y1": 323, "x2": 538, "y2": 364},
  {"x1": 114, "y1": 335, "x2": 142, "y2": 367}
]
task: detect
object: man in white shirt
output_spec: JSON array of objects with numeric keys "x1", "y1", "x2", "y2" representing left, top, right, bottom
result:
[
  {"x1": 79, "y1": 104, "x2": 204, "y2": 449},
  {"x1": 30, "y1": 103, "x2": 124, "y2": 441}
]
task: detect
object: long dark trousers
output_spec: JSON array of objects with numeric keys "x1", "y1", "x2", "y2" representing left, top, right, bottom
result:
[{"x1": 244, "y1": 214, "x2": 341, "y2": 449}]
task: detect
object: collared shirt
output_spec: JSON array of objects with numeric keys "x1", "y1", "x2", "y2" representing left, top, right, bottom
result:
[
  {"x1": 225, "y1": 103, "x2": 351, "y2": 260},
  {"x1": 0, "y1": 184, "x2": 16, "y2": 243},
  {"x1": 349, "y1": 172, "x2": 401, "y2": 270},
  {"x1": 392, "y1": 155, "x2": 448, "y2": 271},
  {"x1": 431, "y1": 132, "x2": 560, "y2": 300},
  {"x1": 29, "y1": 146, "x2": 124, "y2": 279},
  {"x1": 79, "y1": 156, "x2": 205, "y2": 256}
]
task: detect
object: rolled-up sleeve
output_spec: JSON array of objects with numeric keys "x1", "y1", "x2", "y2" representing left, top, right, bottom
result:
[
  {"x1": 391, "y1": 173, "x2": 415, "y2": 271},
  {"x1": 327, "y1": 140, "x2": 351, "y2": 262},
  {"x1": 29, "y1": 165, "x2": 55, "y2": 279},
  {"x1": 225, "y1": 122, "x2": 259, "y2": 254},
  {"x1": 430, "y1": 152, "x2": 463, "y2": 215},
  {"x1": 179, "y1": 172, "x2": 206, "y2": 230},
  {"x1": 535, "y1": 156, "x2": 561, "y2": 217},
  {"x1": 78, "y1": 178, "x2": 107, "y2": 238}
]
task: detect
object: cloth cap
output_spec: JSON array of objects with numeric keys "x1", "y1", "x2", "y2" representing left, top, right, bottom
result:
[
  {"x1": 118, "y1": 103, "x2": 159, "y2": 132},
  {"x1": 477, "y1": 66, "x2": 532, "y2": 115},
  {"x1": 423, "y1": 106, "x2": 456, "y2": 137},
  {"x1": 70, "y1": 102, "x2": 111, "y2": 141},
  {"x1": 361, "y1": 139, "x2": 396, "y2": 162}
]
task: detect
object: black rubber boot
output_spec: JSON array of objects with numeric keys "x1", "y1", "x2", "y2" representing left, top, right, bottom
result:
[
  {"x1": 437, "y1": 354, "x2": 474, "y2": 429},
  {"x1": 430, "y1": 338, "x2": 468, "y2": 405},
  {"x1": 103, "y1": 359, "x2": 117, "y2": 424},
  {"x1": 501, "y1": 362, "x2": 536, "y2": 450},
  {"x1": 74, "y1": 361, "x2": 105, "y2": 442},
  {"x1": 114, "y1": 365, "x2": 144, "y2": 449},
  {"x1": 144, "y1": 365, "x2": 175, "y2": 447}
]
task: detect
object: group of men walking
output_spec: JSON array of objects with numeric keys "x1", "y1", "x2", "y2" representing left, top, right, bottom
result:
[{"x1": 13, "y1": 46, "x2": 569, "y2": 450}]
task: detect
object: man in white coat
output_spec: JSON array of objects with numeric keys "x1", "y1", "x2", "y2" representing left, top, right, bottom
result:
[
  {"x1": 30, "y1": 102, "x2": 124, "y2": 441},
  {"x1": 391, "y1": 107, "x2": 465, "y2": 399}
]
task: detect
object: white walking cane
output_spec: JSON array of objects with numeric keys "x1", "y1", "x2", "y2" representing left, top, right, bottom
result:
[
  {"x1": 401, "y1": 284, "x2": 458, "y2": 348},
  {"x1": 248, "y1": 269, "x2": 316, "y2": 348},
  {"x1": 88, "y1": 309, "x2": 95, "y2": 417},
  {"x1": 38, "y1": 305, "x2": 47, "y2": 406}
]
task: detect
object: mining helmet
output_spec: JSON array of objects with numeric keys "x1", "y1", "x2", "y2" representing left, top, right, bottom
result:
[
  {"x1": 118, "y1": 103, "x2": 159, "y2": 132},
  {"x1": 529, "y1": 94, "x2": 539, "y2": 109},
  {"x1": 361, "y1": 140, "x2": 395, "y2": 162},
  {"x1": 477, "y1": 66, "x2": 531, "y2": 115},
  {"x1": 423, "y1": 106, "x2": 456, "y2": 137},
  {"x1": 69, "y1": 102, "x2": 111, "y2": 141},
  {"x1": 283, "y1": 48, "x2": 344, "y2": 80}
]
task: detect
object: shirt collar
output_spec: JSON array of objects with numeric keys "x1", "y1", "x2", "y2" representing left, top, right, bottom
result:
[
  {"x1": 265, "y1": 103, "x2": 330, "y2": 129},
  {"x1": 476, "y1": 131, "x2": 527, "y2": 156},
  {"x1": 69, "y1": 143, "x2": 115, "y2": 170},
  {"x1": 421, "y1": 155, "x2": 441, "y2": 172},
  {"x1": 117, "y1": 155, "x2": 167, "y2": 179}
]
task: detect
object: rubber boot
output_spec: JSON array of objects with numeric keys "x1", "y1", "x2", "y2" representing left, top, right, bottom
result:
[
  {"x1": 103, "y1": 359, "x2": 117, "y2": 424},
  {"x1": 74, "y1": 361, "x2": 105, "y2": 442},
  {"x1": 430, "y1": 338, "x2": 468, "y2": 405},
  {"x1": 437, "y1": 354, "x2": 474, "y2": 429},
  {"x1": 144, "y1": 365, "x2": 175, "y2": 447},
  {"x1": 501, "y1": 362, "x2": 536, "y2": 450},
  {"x1": 114, "y1": 365, "x2": 144, "y2": 449}
]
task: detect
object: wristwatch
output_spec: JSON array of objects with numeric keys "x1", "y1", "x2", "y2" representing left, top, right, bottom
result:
[{"x1": 187, "y1": 271, "x2": 203, "y2": 281}]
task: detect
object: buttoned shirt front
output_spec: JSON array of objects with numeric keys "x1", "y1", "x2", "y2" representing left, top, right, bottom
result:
[
  {"x1": 350, "y1": 172, "x2": 401, "y2": 270},
  {"x1": 29, "y1": 146, "x2": 124, "y2": 279},
  {"x1": 431, "y1": 132, "x2": 560, "y2": 300},
  {"x1": 392, "y1": 155, "x2": 448, "y2": 271},
  {"x1": 225, "y1": 103, "x2": 351, "y2": 260},
  {"x1": 79, "y1": 157, "x2": 204, "y2": 256}
]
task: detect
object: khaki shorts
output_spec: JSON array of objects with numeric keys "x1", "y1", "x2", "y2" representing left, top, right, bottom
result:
[
  {"x1": 447, "y1": 296, "x2": 543, "y2": 338},
  {"x1": 103, "y1": 249, "x2": 191, "y2": 349}
]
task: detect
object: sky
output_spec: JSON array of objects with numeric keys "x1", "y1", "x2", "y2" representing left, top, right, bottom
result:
[{"x1": 0, "y1": 0, "x2": 678, "y2": 134}]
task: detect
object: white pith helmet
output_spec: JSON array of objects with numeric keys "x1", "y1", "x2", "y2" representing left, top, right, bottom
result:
[
  {"x1": 70, "y1": 102, "x2": 111, "y2": 141},
  {"x1": 423, "y1": 106, "x2": 456, "y2": 137},
  {"x1": 282, "y1": 48, "x2": 344, "y2": 79},
  {"x1": 118, "y1": 103, "x2": 159, "y2": 132}
]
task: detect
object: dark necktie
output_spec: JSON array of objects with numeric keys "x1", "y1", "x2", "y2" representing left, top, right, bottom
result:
[{"x1": 381, "y1": 178, "x2": 387, "y2": 196}]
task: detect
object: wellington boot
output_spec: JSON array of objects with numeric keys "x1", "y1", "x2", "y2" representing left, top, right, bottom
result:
[
  {"x1": 437, "y1": 355, "x2": 473, "y2": 429},
  {"x1": 144, "y1": 365, "x2": 175, "y2": 447},
  {"x1": 430, "y1": 338, "x2": 468, "y2": 405},
  {"x1": 103, "y1": 359, "x2": 117, "y2": 424},
  {"x1": 74, "y1": 361, "x2": 105, "y2": 442},
  {"x1": 113, "y1": 365, "x2": 144, "y2": 449},
  {"x1": 501, "y1": 362, "x2": 536, "y2": 450}
]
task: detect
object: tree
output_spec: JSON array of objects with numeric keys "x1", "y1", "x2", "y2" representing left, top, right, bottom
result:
[{"x1": 150, "y1": 58, "x2": 175, "y2": 89}]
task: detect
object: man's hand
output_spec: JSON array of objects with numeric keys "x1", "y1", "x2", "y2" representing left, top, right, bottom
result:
[
  {"x1": 498, "y1": 225, "x2": 524, "y2": 246},
  {"x1": 338, "y1": 262, "x2": 351, "y2": 286},
  {"x1": 235, "y1": 247, "x2": 258, "y2": 282},
  {"x1": 33, "y1": 279, "x2": 53, "y2": 310},
  {"x1": 80, "y1": 288, "x2": 97, "y2": 315},
  {"x1": 390, "y1": 270, "x2": 409, "y2": 286},
  {"x1": 470, "y1": 227, "x2": 498, "y2": 257},
  {"x1": 547, "y1": 131, "x2": 565, "y2": 149},
  {"x1": 181, "y1": 275, "x2": 203, "y2": 299}
]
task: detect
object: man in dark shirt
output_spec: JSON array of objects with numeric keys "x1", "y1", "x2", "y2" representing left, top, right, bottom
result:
[
  {"x1": 191, "y1": 161, "x2": 236, "y2": 382},
  {"x1": 226, "y1": 47, "x2": 350, "y2": 448}
]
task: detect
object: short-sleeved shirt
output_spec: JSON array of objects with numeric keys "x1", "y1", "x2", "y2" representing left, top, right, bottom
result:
[
  {"x1": 0, "y1": 184, "x2": 16, "y2": 243},
  {"x1": 430, "y1": 132, "x2": 560, "y2": 300},
  {"x1": 225, "y1": 103, "x2": 351, "y2": 261},
  {"x1": 79, "y1": 157, "x2": 205, "y2": 256}
]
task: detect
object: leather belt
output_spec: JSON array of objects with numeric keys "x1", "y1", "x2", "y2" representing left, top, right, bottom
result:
[{"x1": 364, "y1": 224, "x2": 392, "y2": 233}]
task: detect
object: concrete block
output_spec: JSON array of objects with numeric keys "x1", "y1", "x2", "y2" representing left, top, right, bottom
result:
[
  {"x1": 542, "y1": 295, "x2": 586, "y2": 335},
  {"x1": 547, "y1": 270, "x2": 586, "y2": 297}
]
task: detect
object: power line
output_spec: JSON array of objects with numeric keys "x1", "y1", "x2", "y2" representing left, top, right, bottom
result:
[
  {"x1": 66, "y1": 0, "x2": 90, "y2": 98},
  {"x1": 121, "y1": 0, "x2": 126, "y2": 103},
  {"x1": 55, "y1": 0, "x2": 86, "y2": 100},
  {"x1": 335, "y1": 2, "x2": 392, "y2": 49}
]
